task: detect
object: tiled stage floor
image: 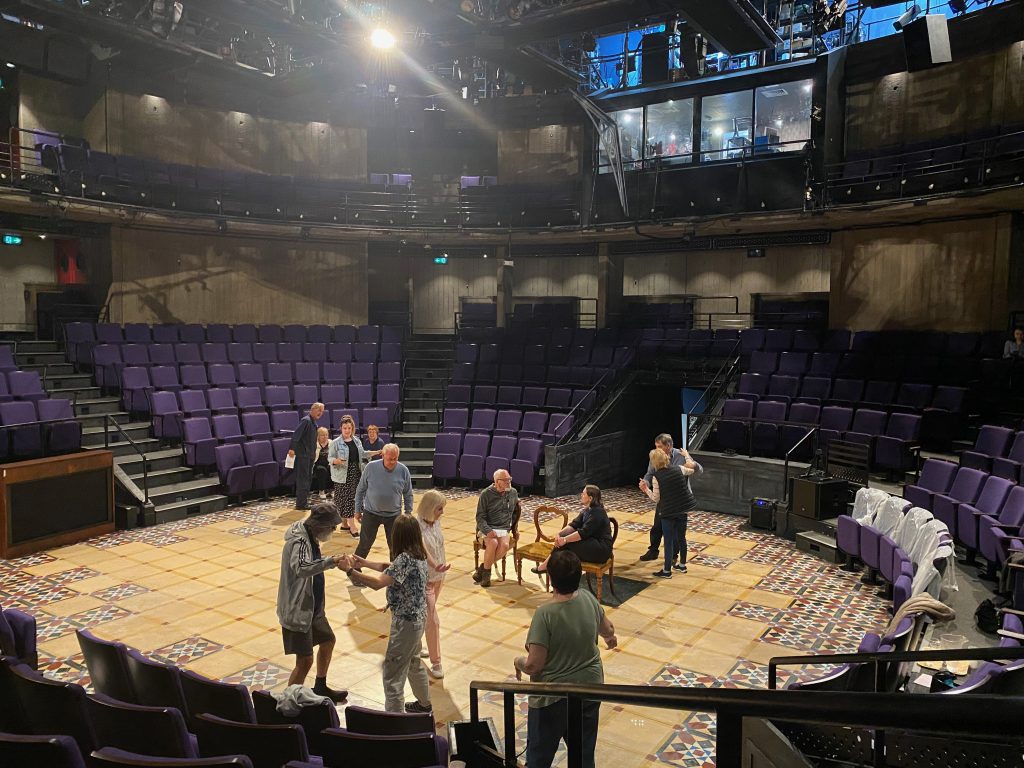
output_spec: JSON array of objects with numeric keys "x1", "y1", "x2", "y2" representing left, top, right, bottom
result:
[{"x1": 1, "y1": 487, "x2": 894, "y2": 767}]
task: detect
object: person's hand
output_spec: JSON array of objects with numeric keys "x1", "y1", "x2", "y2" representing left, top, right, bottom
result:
[
  {"x1": 355, "y1": 511, "x2": 362, "y2": 523},
  {"x1": 554, "y1": 535, "x2": 564, "y2": 548},
  {"x1": 352, "y1": 554, "x2": 369, "y2": 568},
  {"x1": 638, "y1": 479, "x2": 648, "y2": 493},
  {"x1": 605, "y1": 634, "x2": 618, "y2": 650},
  {"x1": 287, "y1": 449, "x2": 295, "y2": 458},
  {"x1": 435, "y1": 562, "x2": 452, "y2": 573},
  {"x1": 486, "y1": 530, "x2": 497, "y2": 540},
  {"x1": 514, "y1": 657, "x2": 524, "y2": 681}
]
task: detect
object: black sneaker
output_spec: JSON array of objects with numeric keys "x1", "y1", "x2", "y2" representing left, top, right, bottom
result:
[
  {"x1": 672, "y1": 563, "x2": 688, "y2": 573},
  {"x1": 652, "y1": 569, "x2": 672, "y2": 579},
  {"x1": 312, "y1": 684, "x2": 348, "y2": 703},
  {"x1": 405, "y1": 700, "x2": 433, "y2": 714},
  {"x1": 639, "y1": 550, "x2": 660, "y2": 562},
  {"x1": 472, "y1": 567, "x2": 483, "y2": 583}
]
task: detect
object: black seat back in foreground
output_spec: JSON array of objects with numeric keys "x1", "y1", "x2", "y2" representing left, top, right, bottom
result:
[
  {"x1": 7, "y1": 659, "x2": 96, "y2": 755},
  {"x1": 320, "y1": 728, "x2": 439, "y2": 768},
  {"x1": 125, "y1": 647, "x2": 190, "y2": 718},
  {"x1": 0, "y1": 732, "x2": 86, "y2": 768},
  {"x1": 86, "y1": 692, "x2": 198, "y2": 758},
  {"x1": 77, "y1": 629, "x2": 137, "y2": 704},
  {"x1": 179, "y1": 669, "x2": 256, "y2": 727},
  {"x1": 194, "y1": 713, "x2": 311, "y2": 768},
  {"x1": 344, "y1": 704, "x2": 434, "y2": 736},
  {"x1": 90, "y1": 747, "x2": 255, "y2": 767},
  {"x1": 251, "y1": 688, "x2": 338, "y2": 757}
]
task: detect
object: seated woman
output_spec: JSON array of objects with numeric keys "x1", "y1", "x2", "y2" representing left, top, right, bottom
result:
[
  {"x1": 310, "y1": 427, "x2": 333, "y2": 499},
  {"x1": 362, "y1": 424, "x2": 386, "y2": 460},
  {"x1": 1005, "y1": 327, "x2": 1024, "y2": 359},
  {"x1": 532, "y1": 485, "x2": 613, "y2": 574}
]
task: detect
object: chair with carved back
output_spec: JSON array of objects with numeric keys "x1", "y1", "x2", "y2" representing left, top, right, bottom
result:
[
  {"x1": 515, "y1": 505, "x2": 568, "y2": 589},
  {"x1": 580, "y1": 517, "x2": 618, "y2": 604},
  {"x1": 474, "y1": 501, "x2": 521, "y2": 581}
]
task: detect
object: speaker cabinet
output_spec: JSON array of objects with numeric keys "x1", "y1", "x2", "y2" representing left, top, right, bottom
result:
[
  {"x1": 640, "y1": 32, "x2": 670, "y2": 85},
  {"x1": 902, "y1": 15, "x2": 952, "y2": 71}
]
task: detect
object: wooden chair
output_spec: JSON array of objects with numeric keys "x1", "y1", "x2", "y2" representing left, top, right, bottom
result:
[
  {"x1": 515, "y1": 505, "x2": 568, "y2": 588},
  {"x1": 581, "y1": 517, "x2": 618, "y2": 604},
  {"x1": 473, "y1": 501, "x2": 521, "y2": 581}
]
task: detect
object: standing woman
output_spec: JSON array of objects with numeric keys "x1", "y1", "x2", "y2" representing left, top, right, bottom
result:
[
  {"x1": 339, "y1": 516, "x2": 433, "y2": 714},
  {"x1": 531, "y1": 484, "x2": 613, "y2": 574},
  {"x1": 416, "y1": 490, "x2": 452, "y2": 679},
  {"x1": 639, "y1": 448, "x2": 702, "y2": 578},
  {"x1": 329, "y1": 415, "x2": 365, "y2": 538}
]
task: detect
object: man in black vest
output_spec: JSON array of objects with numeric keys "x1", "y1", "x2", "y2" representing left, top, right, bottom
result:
[
  {"x1": 638, "y1": 434, "x2": 690, "y2": 562},
  {"x1": 288, "y1": 402, "x2": 325, "y2": 510},
  {"x1": 639, "y1": 443, "x2": 702, "y2": 578}
]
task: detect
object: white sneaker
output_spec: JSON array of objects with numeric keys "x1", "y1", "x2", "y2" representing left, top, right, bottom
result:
[
  {"x1": 427, "y1": 663, "x2": 444, "y2": 679},
  {"x1": 419, "y1": 649, "x2": 429, "y2": 658}
]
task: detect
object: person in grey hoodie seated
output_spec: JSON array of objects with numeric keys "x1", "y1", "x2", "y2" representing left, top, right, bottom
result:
[
  {"x1": 276, "y1": 502, "x2": 348, "y2": 702},
  {"x1": 354, "y1": 443, "x2": 414, "y2": 559}
]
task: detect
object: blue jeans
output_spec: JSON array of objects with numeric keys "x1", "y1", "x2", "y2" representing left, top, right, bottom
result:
[
  {"x1": 661, "y1": 514, "x2": 688, "y2": 572},
  {"x1": 527, "y1": 698, "x2": 600, "y2": 768}
]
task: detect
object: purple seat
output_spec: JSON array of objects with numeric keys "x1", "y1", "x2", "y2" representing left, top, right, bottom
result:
[
  {"x1": 322, "y1": 362, "x2": 348, "y2": 384},
  {"x1": 956, "y1": 475, "x2": 1013, "y2": 553},
  {"x1": 179, "y1": 324, "x2": 205, "y2": 344},
  {"x1": 749, "y1": 351, "x2": 778, "y2": 374},
  {"x1": 266, "y1": 363, "x2": 294, "y2": 389},
  {"x1": 291, "y1": 384, "x2": 319, "y2": 411},
  {"x1": 233, "y1": 324, "x2": 258, "y2": 343},
  {"x1": 379, "y1": 342, "x2": 401, "y2": 362},
  {"x1": 859, "y1": 525, "x2": 882, "y2": 574},
  {"x1": 320, "y1": 384, "x2": 347, "y2": 411},
  {"x1": 843, "y1": 409, "x2": 887, "y2": 460},
  {"x1": 92, "y1": 345, "x2": 123, "y2": 389},
  {"x1": 520, "y1": 411, "x2": 548, "y2": 437},
  {"x1": 179, "y1": 668, "x2": 256, "y2": 728},
  {"x1": 350, "y1": 362, "x2": 375, "y2": 383},
  {"x1": 494, "y1": 409, "x2": 522, "y2": 437},
  {"x1": 752, "y1": 400, "x2": 787, "y2": 457},
  {"x1": 432, "y1": 433, "x2": 462, "y2": 482},
  {"x1": 791, "y1": 329, "x2": 820, "y2": 352},
  {"x1": 764, "y1": 329, "x2": 793, "y2": 352},
  {"x1": 458, "y1": 433, "x2": 490, "y2": 482},
  {"x1": 739, "y1": 328, "x2": 765, "y2": 353},
  {"x1": 328, "y1": 342, "x2": 352, "y2": 363},
  {"x1": 766, "y1": 375, "x2": 800, "y2": 404},
  {"x1": 8, "y1": 371, "x2": 46, "y2": 402},
  {"x1": 180, "y1": 364, "x2": 211, "y2": 391},
  {"x1": 357, "y1": 325, "x2": 381, "y2": 343},
  {"x1": 244, "y1": 440, "x2": 279, "y2": 493},
  {"x1": 64, "y1": 322, "x2": 95, "y2": 365},
  {"x1": 447, "y1": 384, "x2": 471, "y2": 406},
  {"x1": 264, "y1": 386, "x2": 291, "y2": 412},
  {"x1": 780, "y1": 402, "x2": 819, "y2": 460},
  {"x1": 472, "y1": 385, "x2": 496, "y2": 405},
  {"x1": 150, "y1": 366, "x2": 182, "y2": 395},
  {"x1": 201, "y1": 343, "x2": 228, "y2": 364},
  {"x1": 717, "y1": 399, "x2": 753, "y2": 453},
  {"x1": 333, "y1": 325, "x2": 357, "y2": 344},
  {"x1": 377, "y1": 362, "x2": 400, "y2": 383},
  {"x1": 874, "y1": 413, "x2": 921, "y2": 472},
  {"x1": 149, "y1": 344, "x2": 176, "y2": 366},
  {"x1": 451, "y1": 363, "x2": 474, "y2": 384},
  {"x1": 152, "y1": 324, "x2": 179, "y2": 344},
  {"x1": 521, "y1": 386, "x2": 546, "y2": 408},
  {"x1": 822, "y1": 329, "x2": 851, "y2": 352},
  {"x1": 543, "y1": 413, "x2": 574, "y2": 444},
  {"x1": 979, "y1": 484, "x2": 1024, "y2": 567},
  {"x1": 94, "y1": 323, "x2": 123, "y2": 344},
  {"x1": 777, "y1": 352, "x2": 808, "y2": 376},
  {"x1": 258, "y1": 325, "x2": 283, "y2": 343},
  {"x1": 179, "y1": 389, "x2": 211, "y2": 420},
  {"x1": 546, "y1": 388, "x2": 571, "y2": 409},
  {"x1": 903, "y1": 458, "x2": 958, "y2": 509},
  {"x1": 863, "y1": 380, "x2": 897, "y2": 407},
  {"x1": 206, "y1": 324, "x2": 232, "y2": 344},
  {"x1": 283, "y1": 324, "x2": 307, "y2": 343},
  {"x1": 830, "y1": 378, "x2": 864, "y2": 404},
  {"x1": 961, "y1": 425, "x2": 1015, "y2": 472},
  {"x1": 174, "y1": 343, "x2": 202, "y2": 365},
  {"x1": 376, "y1": 382, "x2": 400, "y2": 411},
  {"x1": 124, "y1": 648, "x2": 189, "y2": 720},
  {"x1": 271, "y1": 410, "x2": 299, "y2": 435},
  {"x1": 485, "y1": 435, "x2": 517, "y2": 477},
  {"x1": 236, "y1": 363, "x2": 265, "y2": 389},
  {"x1": 278, "y1": 343, "x2": 303, "y2": 365},
  {"x1": 736, "y1": 373, "x2": 769, "y2": 402},
  {"x1": 76, "y1": 629, "x2": 136, "y2": 703},
  {"x1": 469, "y1": 408, "x2": 496, "y2": 434},
  {"x1": 182, "y1": 418, "x2": 218, "y2": 467},
  {"x1": 931, "y1": 466, "x2": 987, "y2": 538},
  {"x1": 510, "y1": 437, "x2": 544, "y2": 487},
  {"x1": 353, "y1": 343, "x2": 378, "y2": 363},
  {"x1": 348, "y1": 384, "x2": 373, "y2": 408},
  {"x1": 497, "y1": 386, "x2": 522, "y2": 407},
  {"x1": 362, "y1": 407, "x2": 389, "y2": 432},
  {"x1": 0, "y1": 374, "x2": 11, "y2": 404},
  {"x1": 5, "y1": 661, "x2": 96, "y2": 755},
  {"x1": 896, "y1": 383, "x2": 932, "y2": 411},
  {"x1": 319, "y1": 728, "x2": 445, "y2": 768},
  {"x1": 253, "y1": 343, "x2": 278, "y2": 367},
  {"x1": 818, "y1": 406, "x2": 853, "y2": 446},
  {"x1": 234, "y1": 387, "x2": 263, "y2": 413},
  {"x1": 993, "y1": 432, "x2": 1024, "y2": 482},
  {"x1": 87, "y1": 692, "x2": 199, "y2": 759},
  {"x1": 836, "y1": 514, "x2": 860, "y2": 561},
  {"x1": 37, "y1": 398, "x2": 82, "y2": 453},
  {"x1": 194, "y1": 712, "x2": 313, "y2": 767},
  {"x1": 213, "y1": 414, "x2": 246, "y2": 445},
  {"x1": 150, "y1": 391, "x2": 183, "y2": 440},
  {"x1": 307, "y1": 325, "x2": 332, "y2": 344},
  {"x1": 1, "y1": 401, "x2": 42, "y2": 457},
  {"x1": 441, "y1": 408, "x2": 468, "y2": 433},
  {"x1": 241, "y1": 412, "x2": 273, "y2": 441},
  {"x1": 809, "y1": 352, "x2": 840, "y2": 377},
  {"x1": 303, "y1": 343, "x2": 327, "y2": 363},
  {"x1": 0, "y1": 732, "x2": 85, "y2": 767},
  {"x1": 208, "y1": 364, "x2": 238, "y2": 389},
  {"x1": 120, "y1": 343, "x2": 150, "y2": 368},
  {"x1": 798, "y1": 376, "x2": 831, "y2": 403}
]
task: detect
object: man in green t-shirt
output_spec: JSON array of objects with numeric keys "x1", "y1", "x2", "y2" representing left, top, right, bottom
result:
[{"x1": 514, "y1": 550, "x2": 617, "y2": 768}]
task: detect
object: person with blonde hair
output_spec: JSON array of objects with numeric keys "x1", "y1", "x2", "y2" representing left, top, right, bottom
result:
[
  {"x1": 639, "y1": 446, "x2": 702, "y2": 578},
  {"x1": 416, "y1": 489, "x2": 451, "y2": 678},
  {"x1": 329, "y1": 414, "x2": 366, "y2": 537}
]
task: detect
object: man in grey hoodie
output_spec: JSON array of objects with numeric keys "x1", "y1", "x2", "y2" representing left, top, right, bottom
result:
[{"x1": 277, "y1": 502, "x2": 348, "y2": 702}]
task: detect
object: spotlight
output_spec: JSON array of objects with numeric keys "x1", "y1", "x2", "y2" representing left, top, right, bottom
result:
[
  {"x1": 370, "y1": 28, "x2": 396, "y2": 50},
  {"x1": 713, "y1": 127, "x2": 724, "y2": 137},
  {"x1": 893, "y1": 4, "x2": 921, "y2": 31},
  {"x1": 4, "y1": 62, "x2": 14, "y2": 69},
  {"x1": 949, "y1": 0, "x2": 968, "y2": 13}
]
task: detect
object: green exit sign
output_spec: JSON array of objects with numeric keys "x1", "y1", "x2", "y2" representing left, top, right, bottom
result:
[
  {"x1": 3, "y1": 234, "x2": 23, "y2": 246},
  {"x1": 433, "y1": 256, "x2": 448, "y2": 265}
]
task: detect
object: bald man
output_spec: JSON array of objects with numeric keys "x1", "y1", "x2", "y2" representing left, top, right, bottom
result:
[
  {"x1": 474, "y1": 469, "x2": 519, "y2": 588},
  {"x1": 353, "y1": 443, "x2": 413, "y2": 559},
  {"x1": 288, "y1": 403, "x2": 325, "y2": 511}
]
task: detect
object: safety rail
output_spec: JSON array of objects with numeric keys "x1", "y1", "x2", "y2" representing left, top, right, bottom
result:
[
  {"x1": 102, "y1": 414, "x2": 149, "y2": 504},
  {"x1": 553, "y1": 365, "x2": 620, "y2": 447},
  {"x1": 596, "y1": 138, "x2": 810, "y2": 177},
  {"x1": 781, "y1": 426, "x2": 819, "y2": 503},
  {"x1": 468, "y1": 677, "x2": 1024, "y2": 768},
  {"x1": 684, "y1": 340, "x2": 742, "y2": 445}
]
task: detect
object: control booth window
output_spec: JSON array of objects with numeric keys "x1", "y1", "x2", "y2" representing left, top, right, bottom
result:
[
  {"x1": 700, "y1": 90, "x2": 753, "y2": 162},
  {"x1": 645, "y1": 99, "x2": 695, "y2": 164},
  {"x1": 597, "y1": 107, "x2": 644, "y2": 173},
  {"x1": 753, "y1": 79, "x2": 813, "y2": 154}
]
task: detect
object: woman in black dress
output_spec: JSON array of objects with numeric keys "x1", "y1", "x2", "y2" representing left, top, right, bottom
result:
[
  {"x1": 329, "y1": 415, "x2": 366, "y2": 537},
  {"x1": 532, "y1": 484, "x2": 613, "y2": 573}
]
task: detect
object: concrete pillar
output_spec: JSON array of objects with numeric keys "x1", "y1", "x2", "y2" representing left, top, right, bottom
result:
[
  {"x1": 496, "y1": 246, "x2": 513, "y2": 328},
  {"x1": 596, "y1": 243, "x2": 623, "y2": 328}
]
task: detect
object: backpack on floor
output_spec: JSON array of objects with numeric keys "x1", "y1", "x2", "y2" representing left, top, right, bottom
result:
[{"x1": 974, "y1": 597, "x2": 1005, "y2": 634}]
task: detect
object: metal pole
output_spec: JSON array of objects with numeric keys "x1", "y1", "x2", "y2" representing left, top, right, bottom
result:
[{"x1": 503, "y1": 690, "x2": 517, "y2": 768}]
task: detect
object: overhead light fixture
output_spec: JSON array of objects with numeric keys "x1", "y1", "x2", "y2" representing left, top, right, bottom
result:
[
  {"x1": 713, "y1": 127, "x2": 724, "y2": 137},
  {"x1": 893, "y1": 4, "x2": 921, "y2": 31},
  {"x1": 370, "y1": 28, "x2": 396, "y2": 50},
  {"x1": 4, "y1": 62, "x2": 14, "y2": 69},
  {"x1": 949, "y1": 0, "x2": 968, "y2": 12}
]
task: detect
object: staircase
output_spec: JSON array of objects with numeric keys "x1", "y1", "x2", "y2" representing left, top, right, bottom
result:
[
  {"x1": 16, "y1": 339, "x2": 227, "y2": 527},
  {"x1": 397, "y1": 335, "x2": 453, "y2": 489}
]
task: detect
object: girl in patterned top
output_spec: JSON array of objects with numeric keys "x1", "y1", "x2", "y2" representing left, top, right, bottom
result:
[
  {"x1": 340, "y1": 515, "x2": 433, "y2": 713},
  {"x1": 416, "y1": 490, "x2": 452, "y2": 680}
]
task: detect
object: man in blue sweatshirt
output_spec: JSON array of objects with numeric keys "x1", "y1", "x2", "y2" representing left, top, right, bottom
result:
[{"x1": 354, "y1": 443, "x2": 414, "y2": 559}]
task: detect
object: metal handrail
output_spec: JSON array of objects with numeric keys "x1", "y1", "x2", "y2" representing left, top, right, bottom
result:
[
  {"x1": 553, "y1": 365, "x2": 622, "y2": 446},
  {"x1": 685, "y1": 339, "x2": 741, "y2": 421},
  {"x1": 103, "y1": 415, "x2": 149, "y2": 504},
  {"x1": 782, "y1": 426, "x2": 819, "y2": 503},
  {"x1": 468, "y1": 677, "x2": 1024, "y2": 768}
]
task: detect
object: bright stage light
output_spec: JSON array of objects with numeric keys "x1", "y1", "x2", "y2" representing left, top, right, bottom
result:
[{"x1": 370, "y1": 28, "x2": 396, "y2": 50}]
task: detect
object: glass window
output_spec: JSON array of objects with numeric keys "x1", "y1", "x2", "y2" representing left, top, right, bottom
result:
[
  {"x1": 700, "y1": 90, "x2": 753, "y2": 162},
  {"x1": 598, "y1": 107, "x2": 643, "y2": 173},
  {"x1": 754, "y1": 79, "x2": 813, "y2": 154},
  {"x1": 645, "y1": 99, "x2": 695, "y2": 164}
]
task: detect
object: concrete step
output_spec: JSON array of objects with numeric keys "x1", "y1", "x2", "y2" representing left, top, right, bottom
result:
[
  {"x1": 405, "y1": 368, "x2": 450, "y2": 379},
  {"x1": 411, "y1": 476, "x2": 433, "y2": 490},
  {"x1": 86, "y1": 437, "x2": 162, "y2": 457},
  {"x1": 116, "y1": 448, "x2": 186, "y2": 474},
  {"x1": 148, "y1": 477, "x2": 224, "y2": 506},
  {"x1": 50, "y1": 386, "x2": 104, "y2": 402},
  {"x1": 402, "y1": 397, "x2": 442, "y2": 410},
  {"x1": 82, "y1": 421, "x2": 151, "y2": 447},
  {"x1": 14, "y1": 340, "x2": 60, "y2": 353},
  {"x1": 393, "y1": 432, "x2": 437, "y2": 449},
  {"x1": 152, "y1": 494, "x2": 228, "y2": 524},
  {"x1": 404, "y1": 351, "x2": 453, "y2": 362},
  {"x1": 402, "y1": 422, "x2": 439, "y2": 433},
  {"x1": 19, "y1": 362, "x2": 76, "y2": 376},
  {"x1": 77, "y1": 410, "x2": 132, "y2": 429},
  {"x1": 43, "y1": 373, "x2": 95, "y2": 391},
  {"x1": 74, "y1": 397, "x2": 123, "y2": 416},
  {"x1": 396, "y1": 446, "x2": 434, "y2": 461},
  {"x1": 129, "y1": 466, "x2": 195, "y2": 489},
  {"x1": 16, "y1": 350, "x2": 67, "y2": 367},
  {"x1": 403, "y1": 459, "x2": 434, "y2": 470},
  {"x1": 403, "y1": 409, "x2": 440, "y2": 424},
  {"x1": 404, "y1": 384, "x2": 445, "y2": 396}
]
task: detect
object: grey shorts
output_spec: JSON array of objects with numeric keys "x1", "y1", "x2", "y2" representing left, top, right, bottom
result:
[{"x1": 282, "y1": 613, "x2": 335, "y2": 657}]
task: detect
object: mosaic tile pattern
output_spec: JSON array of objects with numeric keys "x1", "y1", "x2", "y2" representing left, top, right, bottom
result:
[
  {"x1": 728, "y1": 601, "x2": 786, "y2": 625},
  {"x1": 687, "y1": 554, "x2": 733, "y2": 570},
  {"x1": 90, "y1": 582, "x2": 150, "y2": 602},
  {"x1": 228, "y1": 525, "x2": 272, "y2": 537},
  {"x1": 38, "y1": 652, "x2": 92, "y2": 689},
  {"x1": 12, "y1": 581, "x2": 81, "y2": 607},
  {"x1": 47, "y1": 567, "x2": 102, "y2": 585},
  {"x1": 152, "y1": 636, "x2": 225, "y2": 665},
  {"x1": 223, "y1": 661, "x2": 293, "y2": 691},
  {"x1": 651, "y1": 666, "x2": 720, "y2": 689}
]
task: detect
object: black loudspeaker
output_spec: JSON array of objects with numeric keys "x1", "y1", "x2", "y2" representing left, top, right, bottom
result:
[
  {"x1": 902, "y1": 14, "x2": 952, "y2": 71},
  {"x1": 790, "y1": 477, "x2": 850, "y2": 520},
  {"x1": 750, "y1": 498, "x2": 777, "y2": 530},
  {"x1": 640, "y1": 32, "x2": 670, "y2": 84},
  {"x1": 679, "y1": 34, "x2": 706, "y2": 78}
]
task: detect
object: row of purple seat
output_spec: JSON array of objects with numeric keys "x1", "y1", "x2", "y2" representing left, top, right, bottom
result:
[
  {"x1": 454, "y1": 341, "x2": 635, "y2": 367},
  {"x1": 0, "y1": 370, "x2": 48, "y2": 403},
  {"x1": 440, "y1": 407, "x2": 572, "y2": 441},
  {"x1": 740, "y1": 328, "x2": 1003, "y2": 356},
  {"x1": 93, "y1": 342, "x2": 401, "y2": 387},
  {"x1": 960, "y1": 425, "x2": 1024, "y2": 482},
  {"x1": 715, "y1": 399, "x2": 920, "y2": 470},
  {"x1": 446, "y1": 384, "x2": 594, "y2": 413},
  {"x1": 736, "y1": 373, "x2": 966, "y2": 413},
  {"x1": 458, "y1": 325, "x2": 648, "y2": 346},
  {"x1": 0, "y1": 399, "x2": 82, "y2": 461},
  {"x1": 122, "y1": 369, "x2": 400, "y2": 414},
  {"x1": 216, "y1": 440, "x2": 293, "y2": 501},
  {"x1": 903, "y1": 459, "x2": 1024, "y2": 573},
  {"x1": 0, "y1": 346, "x2": 17, "y2": 374},
  {"x1": 433, "y1": 432, "x2": 544, "y2": 488},
  {"x1": 746, "y1": 349, "x2": 987, "y2": 385}
]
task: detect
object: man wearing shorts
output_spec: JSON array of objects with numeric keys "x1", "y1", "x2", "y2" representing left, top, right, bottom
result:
[{"x1": 276, "y1": 502, "x2": 348, "y2": 701}]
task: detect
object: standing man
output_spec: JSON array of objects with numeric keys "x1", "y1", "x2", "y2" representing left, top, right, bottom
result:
[
  {"x1": 638, "y1": 433, "x2": 699, "y2": 562},
  {"x1": 288, "y1": 402, "x2": 325, "y2": 511},
  {"x1": 474, "y1": 469, "x2": 519, "y2": 588},
  {"x1": 276, "y1": 502, "x2": 348, "y2": 702},
  {"x1": 354, "y1": 443, "x2": 414, "y2": 559}
]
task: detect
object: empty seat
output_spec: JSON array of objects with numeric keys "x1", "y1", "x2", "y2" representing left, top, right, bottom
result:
[
  {"x1": 179, "y1": 668, "x2": 255, "y2": 728},
  {"x1": 194, "y1": 713, "x2": 312, "y2": 768},
  {"x1": 903, "y1": 458, "x2": 958, "y2": 509},
  {"x1": 458, "y1": 433, "x2": 490, "y2": 483},
  {"x1": 125, "y1": 648, "x2": 189, "y2": 718},
  {"x1": 87, "y1": 692, "x2": 199, "y2": 758},
  {"x1": 0, "y1": 401, "x2": 43, "y2": 458},
  {"x1": 956, "y1": 474, "x2": 1014, "y2": 555},
  {"x1": 319, "y1": 728, "x2": 443, "y2": 768},
  {"x1": 716, "y1": 399, "x2": 753, "y2": 453},
  {"x1": 0, "y1": 733, "x2": 85, "y2": 768},
  {"x1": 874, "y1": 413, "x2": 921, "y2": 472},
  {"x1": 37, "y1": 398, "x2": 82, "y2": 453},
  {"x1": 931, "y1": 466, "x2": 987, "y2": 538},
  {"x1": 485, "y1": 435, "x2": 518, "y2": 478},
  {"x1": 751, "y1": 400, "x2": 787, "y2": 457},
  {"x1": 76, "y1": 629, "x2": 136, "y2": 704},
  {"x1": 432, "y1": 432, "x2": 462, "y2": 482},
  {"x1": 961, "y1": 425, "x2": 1015, "y2": 472},
  {"x1": 183, "y1": 418, "x2": 218, "y2": 468}
]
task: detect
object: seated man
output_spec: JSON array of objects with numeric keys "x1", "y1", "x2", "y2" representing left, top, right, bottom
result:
[{"x1": 474, "y1": 469, "x2": 519, "y2": 588}]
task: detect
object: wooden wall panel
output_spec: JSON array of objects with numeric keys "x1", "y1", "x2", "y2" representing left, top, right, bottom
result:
[
  {"x1": 829, "y1": 216, "x2": 1010, "y2": 332},
  {"x1": 106, "y1": 229, "x2": 367, "y2": 325},
  {"x1": 513, "y1": 256, "x2": 598, "y2": 300},
  {"x1": 18, "y1": 73, "x2": 94, "y2": 140},
  {"x1": 497, "y1": 125, "x2": 582, "y2": 183},
  {"x1": 0, "y1": 239, "x2": 55, "y2": 330},
  {"x1": 411, "y1": 258, "x2": 496, "y2": 334}
]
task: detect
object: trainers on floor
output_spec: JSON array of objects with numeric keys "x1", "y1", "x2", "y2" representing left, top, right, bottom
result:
[
  {"x1": 672, "y1": 563, "x2": 688, "y2": 573},
  {"x1": 312, "y1": 684, "x2": 348, "y2": 703},
  {"x1": 652, "y1": 569, "x2": 672, "y2": 579},
  {"x1": 479, "y1": 571, "x2": 491, "y2": 587},
  {"x1": 405, "y1": 700, "x2": 433, "y2": 714},
  {"x1": 638, "y1": 550, "x2": 660, "y2": 562},
  {"x1": 420, "y1": 648, "x2": 429, "y2": 658},
  {"x1": 472, "y1": 567, "x2": 483, "y2": 583},
  {"x1": 426, "y1": 663, "x2": 444, "y2": 679}
]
